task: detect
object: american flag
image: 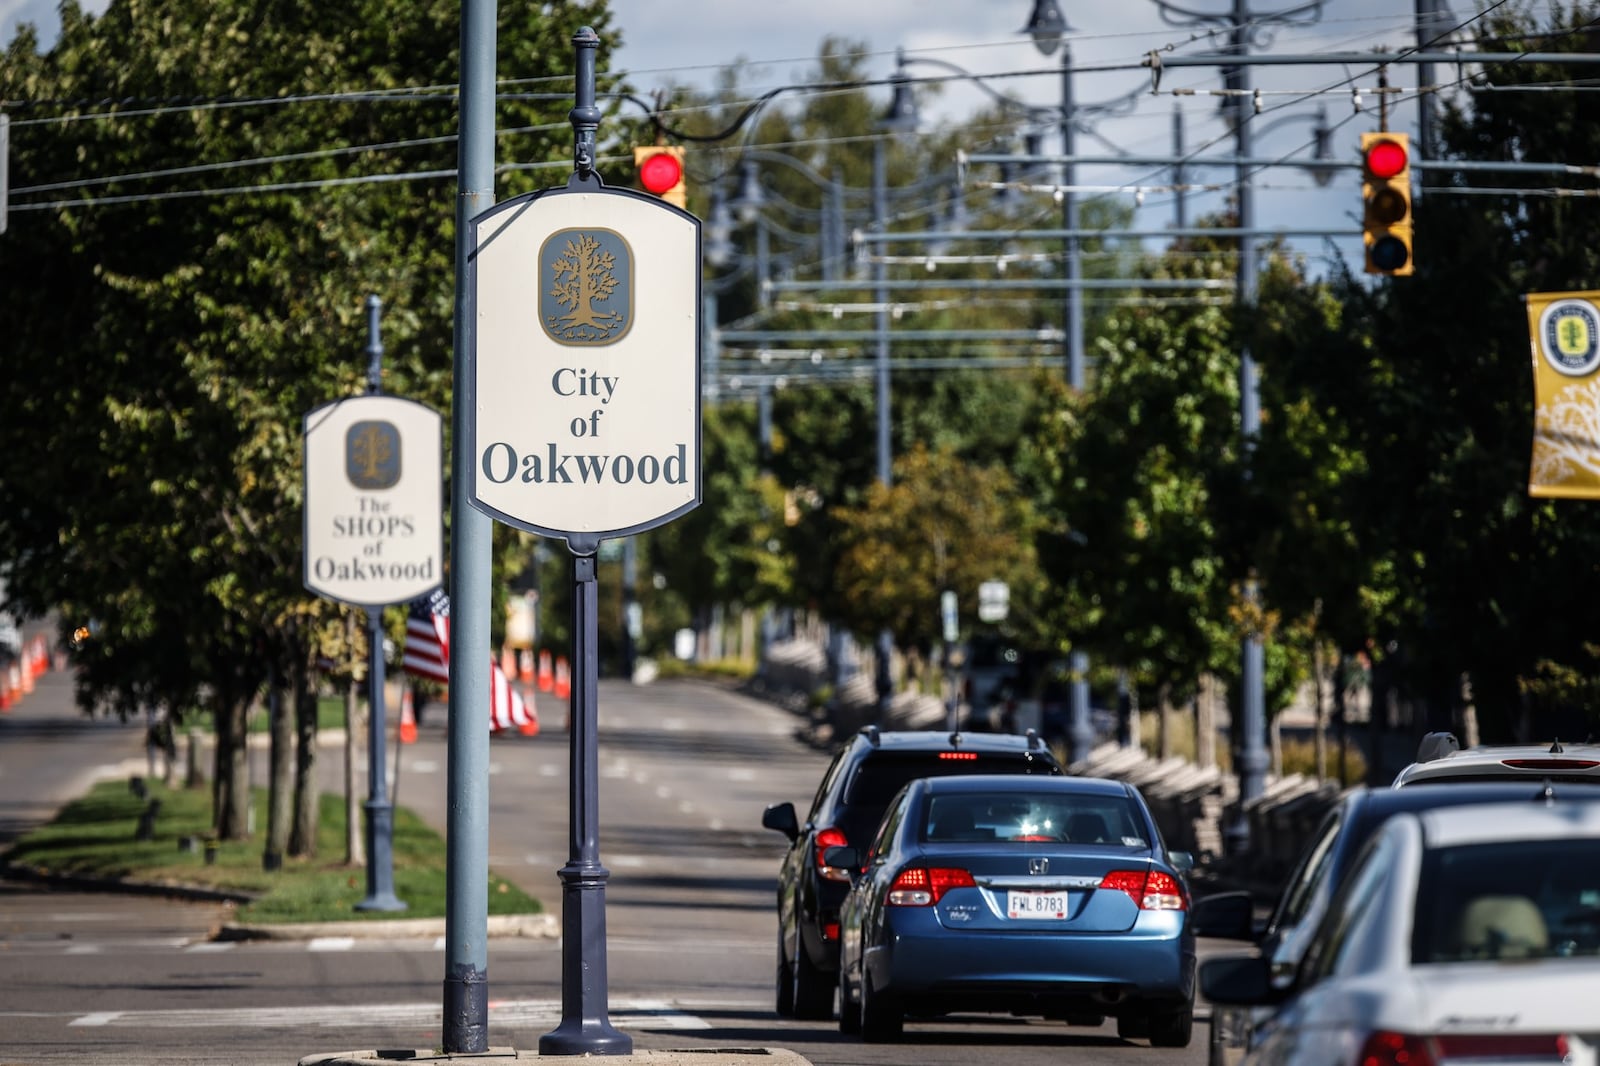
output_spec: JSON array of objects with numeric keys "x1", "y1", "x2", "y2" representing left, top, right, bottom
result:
[{"x1": 404, "y1": 588, "x2": 537, "y2": 733}]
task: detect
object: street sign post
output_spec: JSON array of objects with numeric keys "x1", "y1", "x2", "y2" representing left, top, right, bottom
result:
[
  {"x1": 303, "y1": 305, "x2": 444, "y2": 916},
  {"x1": 463, "y1": 27, "x2": 702, "y2": 1058}
]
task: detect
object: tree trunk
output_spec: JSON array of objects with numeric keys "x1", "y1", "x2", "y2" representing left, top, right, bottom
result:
[
  {"x1": 212, "y1": 700, "x2": 251, "y2": 840},
  {"x1": 344, "y1": 614, "x2": 365, "y2": 866},
  {"x1": 1157, "y1": 684, "x2": 1173, "y2": 761},
  {"x1": 1196, "y1": 675, "x2": 1217, "y2": 769},
  {"x1": 1313, "y1": 642, "x2": 1328, "y2": 783},
  {"x1": 289, "y1": 654, "x2": 318, "y2": 858},
  {"x1": 264, "y1": 662, "x2": 292, "y2": 868}
]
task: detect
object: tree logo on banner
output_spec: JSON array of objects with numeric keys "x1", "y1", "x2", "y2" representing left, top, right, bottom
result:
[
  {"x1": 541, "y1": 228, "x2": 634, "y2": 345},
  {"x1": 1539, "y1": 298, "x2": 1600, "y2": 377}
]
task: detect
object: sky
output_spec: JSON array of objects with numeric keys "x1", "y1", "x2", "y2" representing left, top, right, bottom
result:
[{"x1": 0, "y1": 0, "x2": 1557, "y2": 275}]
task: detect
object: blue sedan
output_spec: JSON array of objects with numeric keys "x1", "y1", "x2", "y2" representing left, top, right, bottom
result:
[{"x1": 829, "y1": 774, "x2": 1196, "y2": 1044}]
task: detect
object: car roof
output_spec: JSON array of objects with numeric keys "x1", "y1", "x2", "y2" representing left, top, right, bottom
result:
[
  {"x1": 850, "y1": 727, "x2": 1054, "y2": 756},
  {"x1": 920, "y1": 774, "x2": 1131, "y2": 798},
  {"x1": 1415, "y1": 796, "x2": 1600, "y2": 846},
  {"x1": 1392, "y1": 739, "x2": 1600, "y2": 786}
]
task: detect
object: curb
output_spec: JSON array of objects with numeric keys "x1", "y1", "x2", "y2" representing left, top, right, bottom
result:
[{"x1": 300, "y1": 1047, "x2": 813, "y2": 1066}]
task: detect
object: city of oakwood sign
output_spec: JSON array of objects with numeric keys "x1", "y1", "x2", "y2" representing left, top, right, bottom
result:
[{"x1": 467, "y1": 183, "x2": 702, "y2": 545}]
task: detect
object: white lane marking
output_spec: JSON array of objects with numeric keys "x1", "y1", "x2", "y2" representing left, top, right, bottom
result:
[
  {"x1": 608, "y1": 854, "x2": 647, "y2": 868},
  {"x1": 678, "y1": 800, "x2": 695, "y2": 813},
  {"x1": 307, "y1": 937, "x2": 355, "y2": 952},
  {"x1": 727, "y1": 768, "x2": 755, "y2": 782},
  {"x1": 655, "y1": 785, "x2": 672, "y2": 799},
  {"x1": 64, "y1": 945, "x2": 101, "y2": 955},
  {"x1": 54, "y1": 997, "x2": 714, "y2": 1031},
  {"x1": 540, "y1": 764, "x2": 559, "y2": 777},
  {"x1": 184, "y1": 941, "x2": 237, "y2": 953},
  {"x1": 663, "y1": 718, "x2": 685, "y2": 731},
  {"x1": 709, "y1": 818, "x2": 725, "y2": 831},
  {"x1": 410, "y1": 759, "x2": 439, "y2": 773},
  {"x1": 433, "y1": 936, "x2": 446, "y2": 950}
]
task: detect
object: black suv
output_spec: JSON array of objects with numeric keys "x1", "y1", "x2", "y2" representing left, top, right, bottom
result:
[{"x1": 762, "y1": 726, "x2": 1062, "y2": 1019}]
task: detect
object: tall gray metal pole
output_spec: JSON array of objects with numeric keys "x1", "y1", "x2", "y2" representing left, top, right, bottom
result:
[
  {"x1": 354, "y1": 298, "x2": 406, "y2": 912},
  {"x1": 1059, "y1": 36, "x2": 1094, "y2": 767},
  {"x1": 540, "y1": 28, "x2": 630, "y2": 1056},
  {"x1": 442, "y1": 0, "x2": 497, "y2": 1052},
  {"x1": 1227, "y1": 0, "x2": 1269, "y2": 854},
  {"x1": 872, "y1": 137, "x2": 896, "y2": 721}
]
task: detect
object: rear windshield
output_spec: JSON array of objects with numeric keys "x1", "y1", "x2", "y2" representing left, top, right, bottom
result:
[
  {"x1": 837, "y1": 753, "x2": 1054, "y2": 844},
  {"x1": 922, "y1": 791, "x2": 1147, "y2": 846},
  {"x1": 1413, "y1": 839, "x2": 1600, "y2": 962}
]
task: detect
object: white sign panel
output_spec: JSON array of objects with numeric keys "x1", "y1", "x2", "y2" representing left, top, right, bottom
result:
[
  {"x1": 978, "y1": 580, "x2": 1010, "y2": 623},
  {"x1": 468, "y1": 184, "x2": 701, "y2": 546},
  {"x1": 303, "y1": 394, "x2": 444, "y2": 608}
]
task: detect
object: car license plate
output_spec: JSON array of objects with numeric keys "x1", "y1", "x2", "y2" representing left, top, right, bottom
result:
[{"x1": 1007, "y1": 890, "x2": 1068, "y2": 919}]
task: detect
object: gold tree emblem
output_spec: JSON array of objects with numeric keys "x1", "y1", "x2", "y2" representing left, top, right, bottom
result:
[
  {"x1": 348, "y1": 422, "x2": 398, "y2": 488},
  {"x1": 548, "y1": 233, "x2": 622, "y2": 336}
]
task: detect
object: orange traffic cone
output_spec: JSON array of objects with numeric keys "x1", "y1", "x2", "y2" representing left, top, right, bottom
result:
[
  {"x1": 398, "y1": 689, "x2": 418, "y2": 744},
  {"x1": 500, "y1": 644, "x2": 516, "y2": 677},
  {"x1": 20, "y1": 647, "x2": 34, "y2": 695},
  {"x1": 519, "y1": 702, "x2": 540, "y2": 736},
  {"x1": 553, "y1": 657, "x2": 571, "y2": 700},
  {"x1": 537, "y1": 650, "x2": 554, "y2": 692},
  {"x1": 0, "y1": 669, "x2": 12, "y2": 712},
  {"x1": 518, "y1": 649, "x2": 533, "y2": 684}
]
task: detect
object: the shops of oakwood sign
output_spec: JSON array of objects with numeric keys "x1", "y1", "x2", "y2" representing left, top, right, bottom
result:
[
  {"x1": 303, "y1": 394, "x2": 444, "y2": 609},
  {"x1": 467, "y1": 179, "x2": 701, "y2": 543}
]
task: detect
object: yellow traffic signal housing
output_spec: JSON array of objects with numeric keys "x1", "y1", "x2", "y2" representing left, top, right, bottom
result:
[
  {"x1": 1361, "y1": 131, "x2": 1413, "y2": 276},
  {"x1": 633, "y1": 145, "x2": 687, "y2": 209}
]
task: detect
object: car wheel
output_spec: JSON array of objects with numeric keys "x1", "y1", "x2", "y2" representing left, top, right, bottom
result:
[
  {"x1": 774, "y1": 933, "x2": 795, "y2": 1018},
  {"x1": 1117, "y1": 1012, "x2": 1150, "y2": 1041},
  {"x1": 1149, "y1": 1005, "x2": 1194, "y2": 1049},
  {"x1": 792, "y1": 942, "x2": 835, "y2": 1021},
  {"x1": 837, "y1": 963, "x2": 862, "y2": 1035},
  {"x1": 859, "y1": 972, "x2": 903, "y2": 1043}
]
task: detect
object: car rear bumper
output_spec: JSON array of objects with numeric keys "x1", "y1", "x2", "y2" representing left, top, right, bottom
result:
[{"x1": 868, "y1": 915, "x2": 1195, "y2": 1008}]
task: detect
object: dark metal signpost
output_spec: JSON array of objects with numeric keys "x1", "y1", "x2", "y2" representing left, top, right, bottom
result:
[
  {"x1": 464, "y1": 27, "x2": 702, "y2": 1056},
  {"x1": 303, "y1": 296, "x2": 443, "y2": 914}
]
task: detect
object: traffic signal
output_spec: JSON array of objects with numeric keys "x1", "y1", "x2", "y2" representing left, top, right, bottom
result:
[
  {"x1": 1361, "y1": 131, "x2": 1413, "y2": 276},
  {"x1": 633, "y1": 145, "x2": 686, "y2": 209}
]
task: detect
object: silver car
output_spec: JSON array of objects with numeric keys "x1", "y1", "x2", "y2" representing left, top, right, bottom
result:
[{"x1": 1201, "y1": 797, "x2": 1600, "y2": 1066}]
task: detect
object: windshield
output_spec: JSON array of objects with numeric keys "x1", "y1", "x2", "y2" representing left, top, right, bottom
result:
[
  {"x1": 922, "y1": 791, "x2": 1148, "y2": 846},
  {"x1": 1414, "y1": 838, "x2": 1600, "y2": 962}
]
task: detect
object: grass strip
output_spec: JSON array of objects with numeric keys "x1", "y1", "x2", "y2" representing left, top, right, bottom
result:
[{"x1": 2, "y1": 777, "x2": 541, "y2": 924}]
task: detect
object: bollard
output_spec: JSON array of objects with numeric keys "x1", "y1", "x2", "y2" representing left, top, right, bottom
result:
[
  {"x1": 134, "y1": 799, "x2": 162, "y2": 842},
  {"x1": 203, "y1": 838, "x2": 219, "y2": 865}
]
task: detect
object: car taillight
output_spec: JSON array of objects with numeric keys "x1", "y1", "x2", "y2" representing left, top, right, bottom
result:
[
  {"x1": 1502, "y1": 758, "x2": 1600, "y2": 770},
  {"x1": 1098, "y1": 869, "x2": 1188, "y2": 911},
  {"x1": 1360, "y1": 1031, "x2": 1437, "y2": 1066},
  {"x1": 815, "y1": 827, "x2": 851, "y2": 883},
  {"x1": 887, "y1": 866, "x2": 975, "y2": 906},
  {"x1": 938, "y1": 751, "x2": 978, "y2": 760}
]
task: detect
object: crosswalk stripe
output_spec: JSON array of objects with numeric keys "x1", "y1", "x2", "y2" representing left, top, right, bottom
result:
[{"x1": 48, "y1": 997, "x2": 717, "y2": 1031}]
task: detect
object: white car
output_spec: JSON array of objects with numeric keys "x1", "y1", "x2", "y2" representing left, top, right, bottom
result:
[
  {"x1": 1391, "y1": 731, "x2": 1600, "y2": 787},
  {"x1": 1201, "y1": 798, "x2": 1600, "y2": 1066}
]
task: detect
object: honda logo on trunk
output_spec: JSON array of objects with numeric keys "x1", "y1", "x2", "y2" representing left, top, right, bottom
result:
[{"x1": 1028, "y1": 857, "x2": 1049, "y2": 875}]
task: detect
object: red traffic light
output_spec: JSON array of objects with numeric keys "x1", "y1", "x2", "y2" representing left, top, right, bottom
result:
[
  {"x1": 638, "y1": 151, "x2": 683, "y2": 196},
  {"x1": 1364, "y1": 138, "x2": 1408, "y2": 180}
]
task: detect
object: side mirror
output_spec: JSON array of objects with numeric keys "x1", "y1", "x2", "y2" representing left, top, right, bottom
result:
[
  {"x1": 1168, "y1": 850, "x2": 1195, "y2": 875},
  {"x1": 822, "y1": 845, "x2": 860, "y2": 874},
  {"x1": 1191, "y1": 890, "x2": 1258, "y2": 941},
  {"x1": 762, "y1": 802, "x2": 800, "y2": 842},
  {"x1": 1199, "y1": 954, "x2": 1290, "y2": 1008}
]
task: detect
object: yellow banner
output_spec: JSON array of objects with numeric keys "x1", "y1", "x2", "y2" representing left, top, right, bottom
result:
[{"x1": 1528, "y1": 289, "x2": 1600, "y2": 498}]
